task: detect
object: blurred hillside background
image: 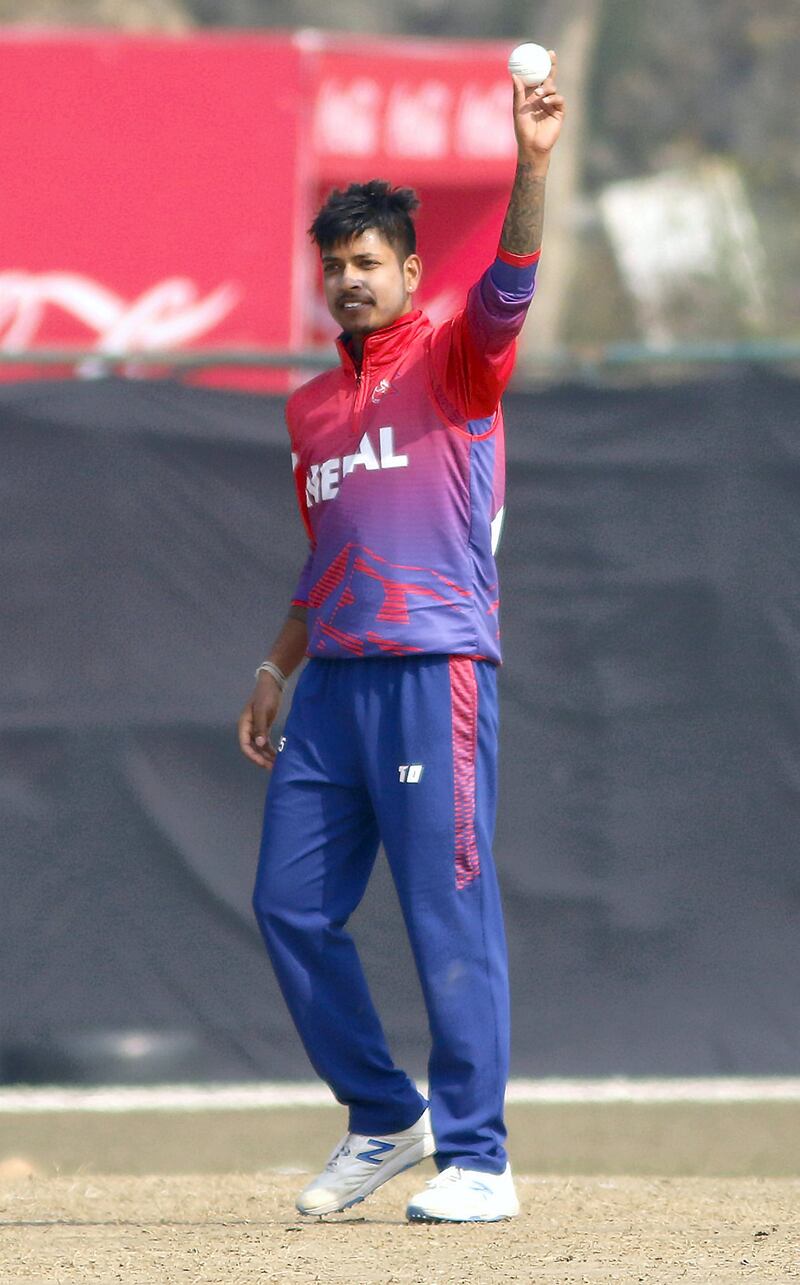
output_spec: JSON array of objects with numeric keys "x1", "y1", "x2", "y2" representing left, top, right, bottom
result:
[{"x1": 3, "y1": 0, "x2": 798, "y2": 364}]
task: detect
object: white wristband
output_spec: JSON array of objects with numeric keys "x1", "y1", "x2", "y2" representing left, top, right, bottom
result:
[{"x1": 255, "y1": 660, "x2": 287, "y2": 691}]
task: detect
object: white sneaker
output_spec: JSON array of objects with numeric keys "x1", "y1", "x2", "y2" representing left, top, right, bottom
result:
[
  {"x1": 406, "y1": 1162, "x2": 520, "y2": 1223},
  {"x1": 296, "y1": 1107, "x2": 435, "y2": 1215}
]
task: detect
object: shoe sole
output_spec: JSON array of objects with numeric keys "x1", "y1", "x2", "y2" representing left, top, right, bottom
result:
[
  {"x1": 406, "y1": 1207, "x2": 519, "y2": 1224},
  {"x1": 296, "y1": 1140, "x2": 435, "y2": 1217}
]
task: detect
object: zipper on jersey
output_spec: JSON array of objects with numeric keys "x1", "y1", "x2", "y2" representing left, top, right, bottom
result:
[{"x1": 350, "y1": 360, "x2": 370, "y2": 435}]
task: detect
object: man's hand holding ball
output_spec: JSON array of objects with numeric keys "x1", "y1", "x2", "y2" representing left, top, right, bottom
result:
[{"x1": 507, "y1": 44, "x2": 564, "y2": 161}]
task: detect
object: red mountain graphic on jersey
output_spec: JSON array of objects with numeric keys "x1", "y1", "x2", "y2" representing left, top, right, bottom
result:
[{"x1": 307, "y1": 543, "x2": 471, "y2": 655}]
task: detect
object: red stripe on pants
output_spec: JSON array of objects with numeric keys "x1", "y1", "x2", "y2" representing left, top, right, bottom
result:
[{"x1": 449, "y1": 656, "x2": 480, "y2": 888}]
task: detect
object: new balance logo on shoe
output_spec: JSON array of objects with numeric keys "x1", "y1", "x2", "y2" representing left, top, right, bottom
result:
[
  {"x1": 398, "y1": 764, "x2": 424, "y2": 783},
  {"x1": 295, "y1": 1108, "x2": 435, "y2": 1216},
  {"x1": 355, "y1": 1139, "x2": 396, "y2": 1165}
]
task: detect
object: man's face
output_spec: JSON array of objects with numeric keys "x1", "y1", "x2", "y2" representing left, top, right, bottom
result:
[{"x1": 321, "y1": 228, "x2": 422, "y2": 338}]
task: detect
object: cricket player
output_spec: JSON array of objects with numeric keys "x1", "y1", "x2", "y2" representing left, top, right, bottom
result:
[{"x1": 238, "y1": 57, "x2": 565, "y2": 1222}]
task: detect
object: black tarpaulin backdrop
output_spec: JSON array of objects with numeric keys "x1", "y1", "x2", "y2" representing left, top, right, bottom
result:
[{"x1": 3, "y1": 370, "x2": 799, "y2": 1079}]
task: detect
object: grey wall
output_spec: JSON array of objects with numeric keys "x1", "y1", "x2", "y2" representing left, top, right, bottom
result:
[{"x1": 2, "y1": 370, "x2": 799, "y2": 1080}]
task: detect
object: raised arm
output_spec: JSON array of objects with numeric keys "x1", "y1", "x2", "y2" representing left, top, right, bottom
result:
[
  {"x1": 500, "y1": 51, "x2": 565, "y2": 258},
  {"x1": 428, "y1": 52, "x2": 565, "y2": 424}
]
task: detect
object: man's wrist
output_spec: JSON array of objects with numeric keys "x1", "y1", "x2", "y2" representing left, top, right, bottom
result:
[
  {"x1": 255, "y1": 660, "x2": 287, "y2": 691},
  {"x1": 517, "y1": 150, "x2": 551, "y2": 177}
]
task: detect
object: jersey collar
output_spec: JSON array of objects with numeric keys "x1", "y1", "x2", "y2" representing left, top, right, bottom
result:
[{"x1": 336, "y1": 308, "x2": 429, "y2": 375}]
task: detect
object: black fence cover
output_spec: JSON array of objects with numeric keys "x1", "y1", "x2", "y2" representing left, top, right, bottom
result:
[{"x1": 3, "y1": 369, "x2": 799, "y2": 1080}]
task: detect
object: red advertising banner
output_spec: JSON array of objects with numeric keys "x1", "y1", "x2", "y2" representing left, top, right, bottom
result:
[
  {"x1": 301, "y1": 32, "x2": 517, "y2": 348},
  {"x1": 0, "y1": 31, "x2": 518, "y2": 387},
  {"x1": 305, "y1": 31, "x2": 516, "y2": 183}
]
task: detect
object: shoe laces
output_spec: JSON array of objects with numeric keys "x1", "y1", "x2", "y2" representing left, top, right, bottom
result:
[
  {"x1": 426, "y1": 1166, "x2": 464, "y2": 1188},
  {"x1": 324, "y1": 1138, "x2": 353, "y2": 1171}
]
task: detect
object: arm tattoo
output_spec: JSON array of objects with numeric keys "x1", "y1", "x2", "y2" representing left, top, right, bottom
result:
[
  {"x1": 500, "y1": 160, "x2": 547, "y2": 256},
  {"x1": 287, "y1": 604, "x2": 308, "y2": 624}
]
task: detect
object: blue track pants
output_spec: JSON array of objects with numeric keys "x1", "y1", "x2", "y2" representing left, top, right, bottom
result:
[{"x1": 252, "y1": 654, "x2": 510, "y2": 1174}]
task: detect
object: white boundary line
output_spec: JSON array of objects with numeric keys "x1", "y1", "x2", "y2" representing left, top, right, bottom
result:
[
  {"x1": 505, "y1": 1078, "x2": 800, "y2": 1105},
  {"x1": 1, "y1": 1078, "x2": 800, "y2": 1114}
]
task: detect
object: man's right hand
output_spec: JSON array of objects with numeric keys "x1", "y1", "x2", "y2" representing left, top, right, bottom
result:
[{"x1": 237, "y1": 672, "x2": 283, "y2": 770}]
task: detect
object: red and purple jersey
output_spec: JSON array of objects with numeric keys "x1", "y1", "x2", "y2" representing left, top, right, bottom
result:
[{"x1": 286, "y1": 249, "x2": 539, "y2": 664}]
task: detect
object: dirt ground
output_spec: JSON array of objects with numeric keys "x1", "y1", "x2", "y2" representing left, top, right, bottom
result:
[{"x1": 0, "y1": 1168, "x2": 798, "y2": 1285}]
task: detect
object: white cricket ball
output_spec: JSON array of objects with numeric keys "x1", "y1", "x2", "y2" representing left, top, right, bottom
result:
[{"x1": 507, "y1": 42, "x2": 552, "y2": 88}]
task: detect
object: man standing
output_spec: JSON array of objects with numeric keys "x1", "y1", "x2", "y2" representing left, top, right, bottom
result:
[{"x1": 238, "y1": 57, "x2": 564, "y2": 1222}]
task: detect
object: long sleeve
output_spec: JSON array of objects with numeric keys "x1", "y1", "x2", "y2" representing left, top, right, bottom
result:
[
  {"x1": 291, "y1": 550, "x2": 315, "y2": 608},
  {"x1": 286, "y1": 400, "x2": 317, "y2": 606},
  {"x1": 427, "y1": 248, "x2": 540, "y2": 427}
]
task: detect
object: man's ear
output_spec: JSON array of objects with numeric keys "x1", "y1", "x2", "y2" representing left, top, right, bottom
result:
[{"x1": 404, "y1": 253, "x2": 422, "y2": 296}]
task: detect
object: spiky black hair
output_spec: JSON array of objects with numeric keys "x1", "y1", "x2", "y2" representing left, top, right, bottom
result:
[{"x1": 309, "y1": 179, "x2": 420, "y2": 262}]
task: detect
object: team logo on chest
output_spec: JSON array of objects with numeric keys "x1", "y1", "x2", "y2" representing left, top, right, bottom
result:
[
  {"x1": 371, "y1": 378, "x2": 392, "y2": 404},
  {"x1": 305, "y1": 426, "x2": 409, "y2": 507}
]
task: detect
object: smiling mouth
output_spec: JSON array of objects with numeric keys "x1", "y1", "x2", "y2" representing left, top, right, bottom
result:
[{"x1": 341, "y1": 300, "x2": 372, "y2": 311}]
